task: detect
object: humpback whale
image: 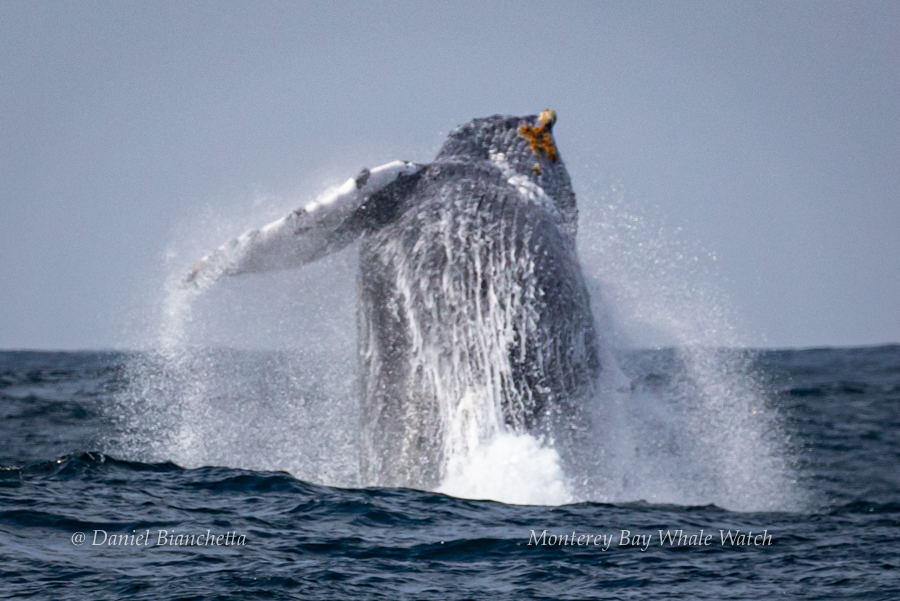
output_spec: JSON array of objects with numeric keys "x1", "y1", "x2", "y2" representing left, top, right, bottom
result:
[{"x1": 184, "y1": 111, "x2": 601, "y2": 489}]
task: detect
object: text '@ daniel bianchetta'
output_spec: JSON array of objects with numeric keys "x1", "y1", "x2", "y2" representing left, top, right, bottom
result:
[
  {"x1": 528, "y1": 529, "x2": 772, "y2": 551},
  {"x1": 71, "y1": 530, "x2": 246, "y2": 547}
]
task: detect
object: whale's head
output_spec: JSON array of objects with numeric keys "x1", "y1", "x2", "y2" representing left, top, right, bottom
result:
[{"x1": 435, "y1": 111, "x2": 578, "y2": 236}]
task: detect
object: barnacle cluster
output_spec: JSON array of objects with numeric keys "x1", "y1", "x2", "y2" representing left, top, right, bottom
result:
[{"x1": 519, "y1": 109, "x2": 559, "y2": 164}]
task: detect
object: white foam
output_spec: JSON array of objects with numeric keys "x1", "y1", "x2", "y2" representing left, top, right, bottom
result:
[{"x1": 438, "y1": 432, "x2": 573, "y2": 506}]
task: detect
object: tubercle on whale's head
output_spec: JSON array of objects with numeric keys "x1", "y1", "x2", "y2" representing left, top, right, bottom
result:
[{"x1": 539, "y1": 108, "x2": 557, "y2": 127}]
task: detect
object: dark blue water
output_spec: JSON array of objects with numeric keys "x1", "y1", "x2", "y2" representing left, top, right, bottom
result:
[{"x1": 1, "y1": 347, "x2": 898, "y2": 599}]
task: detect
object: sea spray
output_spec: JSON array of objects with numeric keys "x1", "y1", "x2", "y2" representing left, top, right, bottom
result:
[
  {"x1": 111, "y1": 194, "x2": 362, "y2": 486},
  {"x1": 112, "y1": 176, "x2": 801, "y2": 511},
  {"x1": 577, "y1": 184, "x2": 801, "y2": 511},
  {"x1": 438, "y1": 432, "x2": 573, "y2": 505}
]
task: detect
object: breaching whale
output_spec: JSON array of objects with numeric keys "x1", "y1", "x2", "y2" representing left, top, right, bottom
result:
[{"x1": 184, "y1": 111, "x2": 601, "y2": 489}]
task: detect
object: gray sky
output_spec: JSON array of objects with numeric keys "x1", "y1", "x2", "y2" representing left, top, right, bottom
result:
[{"x1": 1, "y1": 1, "x2": 898, "y2": 349}]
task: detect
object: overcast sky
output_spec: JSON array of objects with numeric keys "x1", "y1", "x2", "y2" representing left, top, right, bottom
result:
[{"x1": 1, "y1": 1, "x2": 898, "y2": 349}]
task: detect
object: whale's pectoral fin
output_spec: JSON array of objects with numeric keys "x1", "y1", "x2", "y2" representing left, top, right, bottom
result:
[{"x1": 182, "y1": 161, "x2": 424, "y2": 289}]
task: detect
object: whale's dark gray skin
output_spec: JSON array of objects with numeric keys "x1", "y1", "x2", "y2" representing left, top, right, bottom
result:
[{"x1": 185, "y1": 112, "x2": 601, "y2": 489}]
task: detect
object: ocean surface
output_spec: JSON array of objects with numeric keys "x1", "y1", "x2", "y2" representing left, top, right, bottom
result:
[{"x1": 1, "y1": 346, "x2": 898, "y2": 599}]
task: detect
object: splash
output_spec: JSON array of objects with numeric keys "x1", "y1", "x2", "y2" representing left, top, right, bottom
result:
[
  {"x1": 575, "y1": 182, "x2": 801, "y2": 511},
  {"x1": 438, "y1": 432, "x2": 573, "y2": 506},
  {"x1": 110, "y1": 191, "x2": 362, "y2": 487},
  {"x1": 112, "y1": 180, "x2": 801, "y2": 511}
]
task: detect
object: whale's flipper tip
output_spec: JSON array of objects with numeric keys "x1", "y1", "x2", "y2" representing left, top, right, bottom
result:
[
  {"x1": 179, "y1": 255, "x2": 224, "y2": 293},
  {"x1": 180, "y1": 262, "x2": 202, "y2": 288}
]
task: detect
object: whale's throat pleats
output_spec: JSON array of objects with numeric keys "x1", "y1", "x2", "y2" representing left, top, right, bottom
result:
[{"x1": 358, "y1": 163, "x2": 600, "y2": 489}]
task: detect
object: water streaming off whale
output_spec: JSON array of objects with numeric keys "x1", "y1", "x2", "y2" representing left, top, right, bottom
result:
[{"x1": 112, "y1": 116, "x2": 800, "y2": 511}]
